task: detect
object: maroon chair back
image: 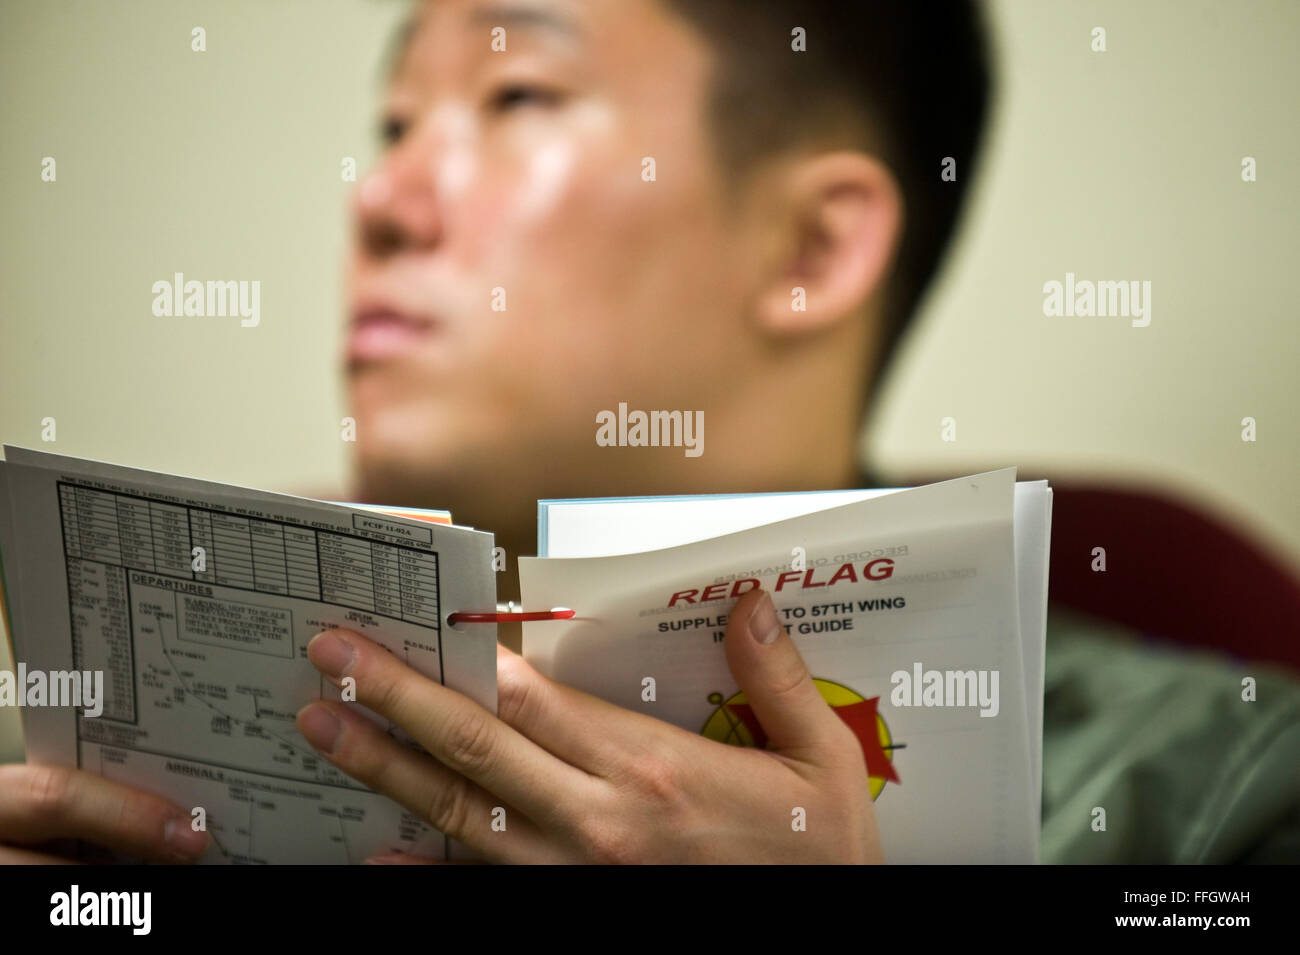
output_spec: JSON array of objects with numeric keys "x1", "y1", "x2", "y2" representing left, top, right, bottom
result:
[
  {"x1": 1046, "y1": 483, "x2": 1300, "y2": 672},
  {"x1": 899, "y1": 473, "x2": 1300, "y2": 672}
]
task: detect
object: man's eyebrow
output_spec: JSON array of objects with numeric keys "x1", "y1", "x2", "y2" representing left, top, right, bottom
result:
[
  {"x1": 465, "y1": 4, "x2": 584, "y2": 42},
  {"x1": 380, "y1": 3, "x2": 583, "y2": 87}
]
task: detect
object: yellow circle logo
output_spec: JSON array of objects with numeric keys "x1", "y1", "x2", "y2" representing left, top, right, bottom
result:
[{"x1": 701, "y1": 678, "x2": 903, "y2": 800}]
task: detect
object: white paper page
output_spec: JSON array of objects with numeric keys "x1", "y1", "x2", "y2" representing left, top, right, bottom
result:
[
  {"x1": 0, "y1": 446, "x2": 496, "y2": 864},
  {"x1": 0, "y1": 466, "x2": 34, "y2": 764},
  {"x1": 1008, "y1": 484, "x2": 1051, "y2": 844},
  {"x1": 539, "y1": 488, "x2": 904, "y2": 558},
  {"x1": 0, "y1": 465, "x2": 30, "y2": 673},
  {"x1": 521, "y1": 468, "x2": 1035, "y2": 863},
  {"x1": 539, "y1": 478, "x2": 1052, "y2": 838}
]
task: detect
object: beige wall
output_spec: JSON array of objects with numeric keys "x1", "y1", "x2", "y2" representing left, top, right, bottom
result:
[
  {"x1": 866, "y1": 0, "x2": 1299, "y2": 572},
  {"x1": 2, "y1": 0, "x2": 1297, "y2": 760}
]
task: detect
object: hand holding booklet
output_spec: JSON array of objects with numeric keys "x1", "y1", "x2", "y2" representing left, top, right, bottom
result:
[{"x1": 0, "y1": 446, "x2": 1050, "y2": 863}]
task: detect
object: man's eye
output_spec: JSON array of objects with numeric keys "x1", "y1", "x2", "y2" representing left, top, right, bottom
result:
[
  {"x1": 488, "y1": 83, "x2": 562, "y2": 112},
  {"x1": 380, "y1": 116, "x2": 409, "y2": 146}
]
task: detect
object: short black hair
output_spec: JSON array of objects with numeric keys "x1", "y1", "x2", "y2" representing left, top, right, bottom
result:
[{"x1": 664, "y1": 0, "x2": 994, "y2": 395}]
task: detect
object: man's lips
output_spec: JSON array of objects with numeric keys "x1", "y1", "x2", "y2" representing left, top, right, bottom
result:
[{"x1": 347, "y1": 307, "x2": 438, "y2": 363}]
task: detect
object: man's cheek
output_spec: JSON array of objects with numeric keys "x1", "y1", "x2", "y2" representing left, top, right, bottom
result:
[
  {"x1": 462, "y1": 141, "x2": 586, "y2": 272},
  {"x1": 509, "y1": 139, "x2": 584, "y2": 228}
]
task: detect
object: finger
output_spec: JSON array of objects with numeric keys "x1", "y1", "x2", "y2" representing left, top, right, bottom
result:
[
  {"x1": 306, "y1": 629, "x2": 596, "y2": 826},
  {"x1": 295, "y1": 700, "x2": 565, "y2": 863},
  {"x1": 0, "y1": 845, "x2": 77, "y2": 864},
  {"x1": 495, "y1": 642, "x2": 665, "y2": 776},
  {"x1": 0, "y1": 764, "x2": 211, "y2": 863},
  {"x1": 722, "y1": 588, "x2": 849, "y2": 757}
]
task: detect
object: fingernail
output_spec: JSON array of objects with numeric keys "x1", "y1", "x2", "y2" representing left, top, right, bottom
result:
[
  {"x1": 748, "y1": 590, "x2": 782, "y2": 645},
  {"x1": 298, "y1": 703, "x2": 343, "y2": 754},
  {"x1": 364, "y1": 854, "x2": 405, "y2": 865},
  {"x1": 164, "y1": 816, "x2": 210, "y2": 858},
  {"x1": 308, "y1": 631, "x2": 356, "y2": 679}
]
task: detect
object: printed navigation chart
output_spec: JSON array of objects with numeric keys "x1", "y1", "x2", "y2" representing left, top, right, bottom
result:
[{"x1": 0, "y1": 448, "x2": 497, "y2": 864}]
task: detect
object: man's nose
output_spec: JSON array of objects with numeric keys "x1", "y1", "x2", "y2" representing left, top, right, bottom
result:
[{"x1": 354, "y1": 133, "x2": 444, "y2": 258}]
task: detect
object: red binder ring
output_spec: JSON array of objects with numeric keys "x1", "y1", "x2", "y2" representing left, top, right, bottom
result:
[{"x1": 448, "y1": 608, "x2": 576, "y2": 625}]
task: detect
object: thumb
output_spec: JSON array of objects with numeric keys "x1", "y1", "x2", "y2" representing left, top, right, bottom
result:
[{"x1": 722, "y1": 588, "x2": 843, "y2": 755}]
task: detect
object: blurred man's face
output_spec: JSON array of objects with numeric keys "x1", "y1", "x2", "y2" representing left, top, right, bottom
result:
[{"x1": 347, "y1": 0, "x2": 763, "y2": 504}]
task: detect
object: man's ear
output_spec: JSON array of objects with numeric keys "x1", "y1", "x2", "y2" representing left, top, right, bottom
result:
[{"x1": 752, "y1": 151, "x2": 903, "y2": 337}]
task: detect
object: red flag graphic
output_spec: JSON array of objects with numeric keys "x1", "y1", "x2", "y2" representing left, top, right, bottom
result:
[{"x1": 724, "y1": 695, "x2": 900, "y2": 784}]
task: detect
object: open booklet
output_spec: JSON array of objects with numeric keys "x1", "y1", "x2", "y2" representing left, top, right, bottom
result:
[
  {"x1": 0, "y1": 446, "x2": 496, "y2": 863},
  {"x1": 0, "y1": 446, "x2": 1050, "y2": 864},
  {"x1": 522, "y1": 474, "x2": 1052, "y2": 863}
]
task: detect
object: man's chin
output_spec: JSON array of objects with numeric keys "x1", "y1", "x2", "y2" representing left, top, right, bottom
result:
[
  {"x1": 351, "y1": 438, "x2": 455, "y2": 508},
  {"x1": 345, "y1": 399, "x2": 457, "y2": 503}
]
